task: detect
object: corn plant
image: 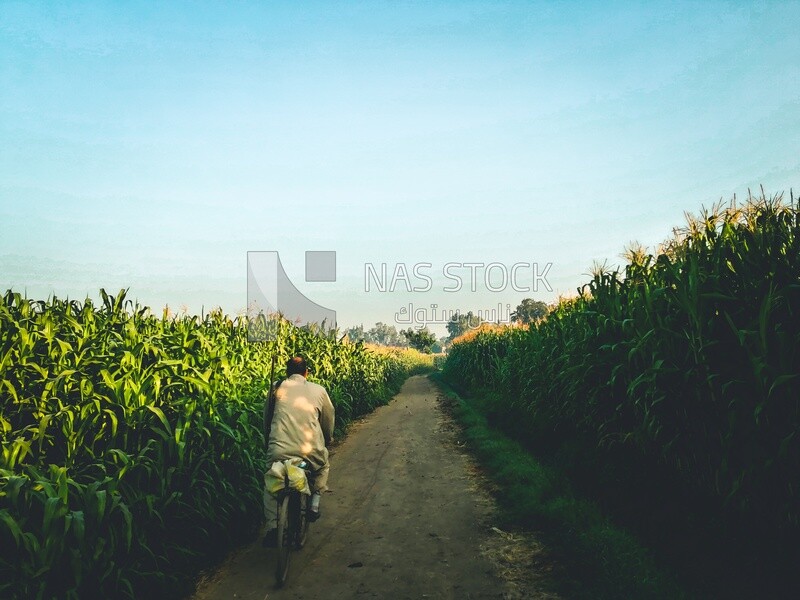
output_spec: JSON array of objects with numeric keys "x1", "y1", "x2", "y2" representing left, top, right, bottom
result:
[
  {"x1": 0, "y1": 289, "x2": 433, "y2": 599},
  {"x1": 444, "y1": 191, "x2": 800, "y2": 532}
]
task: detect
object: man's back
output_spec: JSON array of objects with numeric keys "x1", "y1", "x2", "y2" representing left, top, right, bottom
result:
[{"x1": 266, "y1": 373, "x2": 335, "y2": 471}]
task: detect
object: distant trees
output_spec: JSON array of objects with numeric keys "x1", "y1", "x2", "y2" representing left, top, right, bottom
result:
[
  {"x1": 433, "y1": 336, "x2": 450, "y2": 354},
  {"x1": 511, "y1": 298, "x2": 549, "y2": 324},
  {"x1": 345, "y1": 299, "x2": 549, "y2": 351},
  {"x1": 446, "y1": 311, "x2": 483, "y2": 340},
  {"x1": 345, "y1": 321, "x2": 442, "y2": 353},
  {"x1": 345, "y1": 322, "x2": 407, "y2": 347},
  {"x1": 401, "y1": 327, "x2": 437, "y2": 353}
]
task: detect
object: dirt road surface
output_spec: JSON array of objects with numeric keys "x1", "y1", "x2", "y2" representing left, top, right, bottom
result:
[{"x1": 192, "y1": 375, "x2": 554, "y2": 600}]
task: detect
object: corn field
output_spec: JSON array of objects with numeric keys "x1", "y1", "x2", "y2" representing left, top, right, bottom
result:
[
  {"x1": 444, "y1": 192, "x2": 800, "y2": 533},
  {"x1": 0, "y1": 289, "x2": 433, "y2": 599}
]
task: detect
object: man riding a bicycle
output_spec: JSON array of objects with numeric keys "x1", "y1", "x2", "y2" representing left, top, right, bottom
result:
[{"x1": 262, "y1": 355, "x2": 335, "y2": 547}]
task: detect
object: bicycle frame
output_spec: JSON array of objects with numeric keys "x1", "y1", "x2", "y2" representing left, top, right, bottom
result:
[{"x1": 274, "y1": 466, "x2": 312, "y2": 587}]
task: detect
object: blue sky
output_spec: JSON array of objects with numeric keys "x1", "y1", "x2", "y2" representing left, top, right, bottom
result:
[{"x1": 1, "y1": 1, "x2": 798, "y2": 334}]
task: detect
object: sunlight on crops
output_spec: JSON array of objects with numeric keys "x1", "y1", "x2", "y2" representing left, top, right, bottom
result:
[
  {"x1": 0, "y1": 291, "x2": 431, "y2": 598},
  {"x1": 444, "y1": 191, "x2": 800, "y2": 533}
]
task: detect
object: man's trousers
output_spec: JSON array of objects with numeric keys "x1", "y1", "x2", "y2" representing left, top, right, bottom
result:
[{"x1": 263, "y1": 461, "x2": 329, "y2": 529}]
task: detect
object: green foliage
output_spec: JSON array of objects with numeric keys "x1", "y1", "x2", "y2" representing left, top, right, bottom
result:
[
  {"x1": 345, "y1": 322, "x2": 407, "y2": 346},
  {"x1": 432, "y1": 375, "x2": 684, "y2": 599},
  {"x1": 0, "y1": 290, "x2": 428, "y2": 599},
  {"x1": 443, "y1": 192, "x2": 800, "y2": 532},
  {"x1": 446, "y1": 311, "x2": 483, "y2": 340},
  {"x1": 401, "y1": 327, "x2": 437, "y2": 353},
  {"x1": 511, "y1": 298, "x2": 549, "y2": 324}
]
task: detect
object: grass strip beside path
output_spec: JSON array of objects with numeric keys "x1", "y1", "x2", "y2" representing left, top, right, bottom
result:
[{"x1": 430, "y1": 373, "x2": 687, "y2": 600}]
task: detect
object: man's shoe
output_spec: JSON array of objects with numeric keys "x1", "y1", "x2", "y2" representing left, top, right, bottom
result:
[
  {"x1": 261, "y1": 528, "x2": 277, "y2": 548},
  {"x1": 307, "y1": 509, "x2": 321, "y2": 523}
]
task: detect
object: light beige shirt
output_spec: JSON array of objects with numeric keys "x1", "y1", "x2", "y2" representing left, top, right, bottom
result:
[{"x1": 264, "y1": 374, "x2": 335, "y2": 471}]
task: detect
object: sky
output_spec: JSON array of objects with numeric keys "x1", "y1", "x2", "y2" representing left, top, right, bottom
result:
[{"x1": 1, "y1": 1, "x2": 798, "y2": 335}]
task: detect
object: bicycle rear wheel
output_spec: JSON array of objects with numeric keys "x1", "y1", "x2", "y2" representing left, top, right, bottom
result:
[
  {"x1": 296, "y1": 494, "x2": 310, "y2": 549},
  {"x1": 275, "y1": 494, "x2": 291, "y2": 586}
]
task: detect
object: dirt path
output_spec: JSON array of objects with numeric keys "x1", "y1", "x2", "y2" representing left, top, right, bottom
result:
[{"x1": 192, "y1": 375, "x2": 555, "y2": 600}]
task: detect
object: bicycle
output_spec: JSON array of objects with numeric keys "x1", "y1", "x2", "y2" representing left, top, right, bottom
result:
[{"x1": 274, "y1": 460, "x2": 313, "y2": 587}]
